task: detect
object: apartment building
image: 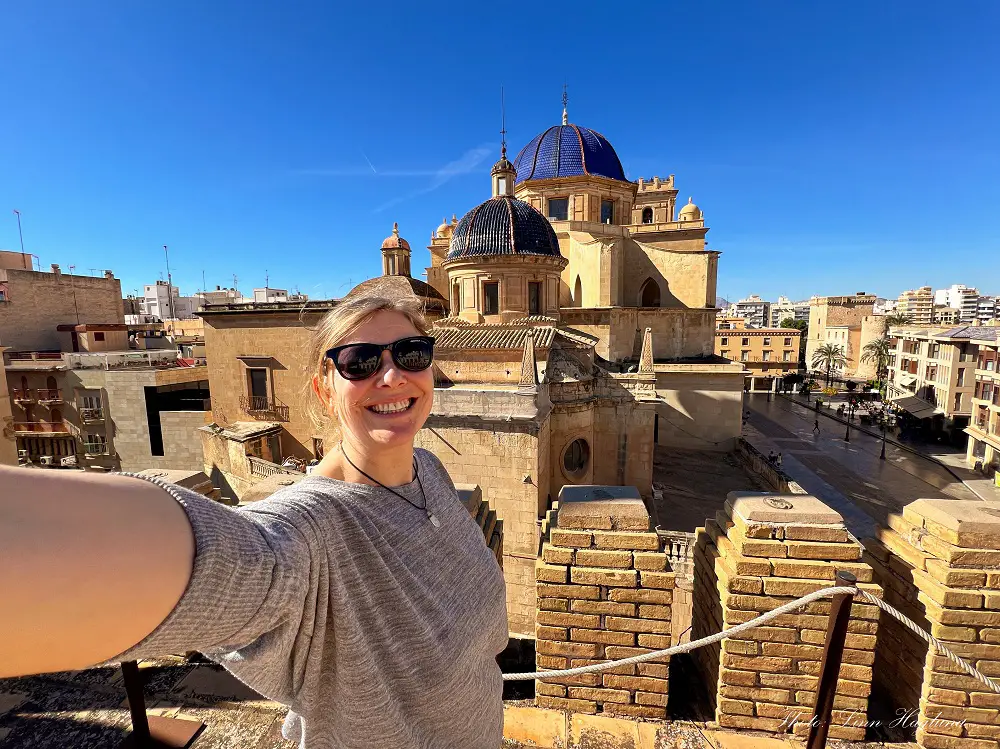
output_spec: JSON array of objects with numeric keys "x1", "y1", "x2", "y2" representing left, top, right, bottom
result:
[
  {"x1": 966, "y1": 328, "x2": 1000, "y2": 473},
  {"x1": 896, "y1": 286, "x2": 934, "y2": 326},
  {"x1": 934, "y1": 284, "x2": 980, "y2": 324},
  {"x1": 887, "y1": 326, "x2": 979, "y2": 436},
  {"x1": 142, "y1": 280, "x2": 199, "y2": 320},
  {"x1": 734, "y1": 294, "x2": 771, "y2": 328},
  {"x1": 769, "y1": 296, "x2": 809, "y2": 327},
  {"x1": 978, "y1": 296, "x2": 997, "y2": 324},
  {"x1": 715, "y1": 318, "x2": 802, "y2": 392},
  {"x1": 4, "y1": 323, "x2": 209, "y2": 471}
]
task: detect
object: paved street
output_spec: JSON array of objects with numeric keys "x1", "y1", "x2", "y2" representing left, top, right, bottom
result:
[{"x1": 744, "y1": 394, "x2": 981, "y2": 538}]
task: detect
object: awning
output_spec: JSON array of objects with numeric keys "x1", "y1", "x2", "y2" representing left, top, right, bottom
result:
[
  {"x1": 897, "y1": 373, "x2": 918, "y2": 387},
  {"x1": 889, "y1": 393, "x2": 938, "y2": 419}
]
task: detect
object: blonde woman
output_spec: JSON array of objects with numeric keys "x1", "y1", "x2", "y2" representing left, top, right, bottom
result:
[{"x1": 1, "y1": 295, "x2": 509, "y2": 749}]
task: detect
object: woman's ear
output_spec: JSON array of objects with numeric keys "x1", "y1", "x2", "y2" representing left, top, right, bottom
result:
[{"x1": 312, "y1": 370, "x2": 337, "y2": 417}]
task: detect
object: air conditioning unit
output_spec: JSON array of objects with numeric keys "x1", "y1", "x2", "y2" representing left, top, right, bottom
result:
[
  {"x1": 39, "y1": 455, "x2": 55, "y2": 466},
  {"x1": 61, "y1": 456, "x2": 78, "y2": 467},
  {"x1": 17, "y1": 450, "x2": 28, "y2": 462}
]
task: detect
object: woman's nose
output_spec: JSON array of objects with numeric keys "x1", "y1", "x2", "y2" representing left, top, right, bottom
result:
[{"x1": 377, "y1": 350, "x2": 407, "y2": 386}]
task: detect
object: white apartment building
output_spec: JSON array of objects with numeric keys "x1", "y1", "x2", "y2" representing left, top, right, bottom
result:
[
  {"x1": 142, "y1": 281, "x2": 198, "y2": 320},
  {"x1": 769, "y1": 296, "x2": 810, "y2": 327},
  {"x1": 735, "y1": 294, "x2": 771, "y2": 328},
  {"x1": 934, "y1": 284, "x2": 980, "y2": 324},
  {"x1": 977, "y1": 296, "x2": 997, "y2": 324},
  {"x1": 896, "y1": 286, "x2": 934, "y2": 325}
]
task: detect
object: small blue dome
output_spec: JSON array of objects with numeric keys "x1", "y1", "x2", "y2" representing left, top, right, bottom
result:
[
  {"x1": 513, "y1": 124, "x2": 627, "y2": 183},
  {"x1": 447, "y1": 196, "x2": 560, "y2": 261}
]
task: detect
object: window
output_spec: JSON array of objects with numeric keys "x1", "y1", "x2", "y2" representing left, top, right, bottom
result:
[
  {"x1": 640, "y1": 278, "x2": 660, "y2": 307},
  {"x1": 762, "y1": 351, "x2": 771, "y2": 361},
  {"x1": 563, "y1": 438, "x2": 590, "y2": 479},
  {"x1": 763, "y1": 337, "x2": 771, "y2": 346},
  {"x1": 762, "y1": 366, "x2": 769, "y2": 372},
  {"x1": 483, "y1": 282, "x2": 499, "y2": 315},
  {"x1": 248, "y1": 368, "x2": 268, "y2": 401},
  {"x1": 496, "y1": 176, "x2": 507, "y2": 195},
  {"x1": 93, "y1": 332, "x2": 105, "y2": 342},
  {"x1": 451, "y1": 283, "x2": 460, "y2": 313},
  {"x1": 741, "y1": 351, "x2": 750, "y2": 362},
  {"x1": 721, "y1": 337, "x2": 729, "y2": 346},
  {"x1": 548, "y1": 198, "x2": 569, "y2": 221},
  {"x1": 741, "y1": 337, "x2": 750, "y2": 346},
  {"x1": 957, "y1": 369, "x2": 966, "y2": 387},
  {"x1": 573, "y1": 276, "x2": 583, "y2": 307},
  {"x1": 721, "y1": 350, "x2": 730, "y2": 358},
  {"x1": 954, "y1": 393, "x2": 963, "y2": 412},
  {"x1": 784, "y1": 337, "x2": 792, "y2": 346},
  {"x1": 600, "y1": 199, "x2": 615, "y2": 224},
  {"x1": 528, "y1": 282, "x2": 542, "y2": 315},
  {"x1": 83, "y1": 433, "x2": 107, "y2": 455},
  {"x1": 641, "y1": 207, "x2": 653, "y2": 224},
  {"x1": 783, "y1": 351, "x2": 791, "y2": 362}
]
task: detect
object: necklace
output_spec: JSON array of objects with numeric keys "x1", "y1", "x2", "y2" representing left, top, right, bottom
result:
[{"x1": 340, "y1": 444, "x2": 441, "y2": 528}]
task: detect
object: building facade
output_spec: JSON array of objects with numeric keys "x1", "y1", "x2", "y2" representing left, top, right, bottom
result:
[
  {"x1": 733, "y1": 294, "x2": 771, "y2": 328},
  {"x1": 886, "y1": 326, "x2": 978, "y2": 437},
  {"x1": 715, "y1": 318, "x2": 802, "y2": 392},
  {"x1": 769, "y1": 295, "x2": 809, "y2": 327},
  {"x1": 977, "y1": 296, "x2": 997, "y2": 324},
  {"x1": 896, "y1": 286, "x2": 934, "y2": 325},
  {"x1": 0, "y1": 264, "x2": 124, "y2": 351},
  {"x1": 142, "y1": 280, "x2": 199, "y2": 320},
  {"x1": 806, "y1": 293, "x2": 881, "y2": 378},
  {"x1": 934, "y1": 284, "x2": 980, "y2": 324},
  {"x1": 966, "y1": 328, "x2": 1000, "y2": 473}
]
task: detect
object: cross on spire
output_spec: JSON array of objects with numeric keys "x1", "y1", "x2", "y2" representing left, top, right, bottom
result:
[
  {"x1": 562, "y1": 84, "x2": 568, "y2": 125},
  {"x1": 500, "y1": 85, "x2": 507, "y2": 158}
]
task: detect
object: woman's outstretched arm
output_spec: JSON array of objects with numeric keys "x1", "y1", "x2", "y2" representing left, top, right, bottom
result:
[{"x1": 0, "y1": 466, "x2": 195, "y2": 677}]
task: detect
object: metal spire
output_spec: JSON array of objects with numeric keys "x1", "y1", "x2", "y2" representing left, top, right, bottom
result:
[
  {"x1": 562, "y1": 84, "x2": 568, "y2": 125},
  {"x1": 500, "y1": 85, "x2": 507, "y2": 158}
]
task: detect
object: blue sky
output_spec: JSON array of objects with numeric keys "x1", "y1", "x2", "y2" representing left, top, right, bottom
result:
[{"x1": 2, "y1": 1, "x2": 998, "y2": 303}]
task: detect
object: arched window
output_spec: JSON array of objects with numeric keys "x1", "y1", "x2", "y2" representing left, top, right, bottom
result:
[
  {"x1": 640, "y1": 278, "x2": 661, "y2": 308},
  {"x1": 46, "y1": 376, "x2": 57, "y2": 390},
  {"x1": 641, "y1": 207, "x2": 653, "y2": 224},
  {"x1": 451, "y1": 283, "x2": 460, "y2": 314},
  {"x1": 574, "y1": 276, "x2": 583, "y2": 307},
  {"x1": 20, "y1": 376, "x2": 28, "y2": 391},
  {"x1": 562, "y1": 438, "x2": 590, "y2": 480}
]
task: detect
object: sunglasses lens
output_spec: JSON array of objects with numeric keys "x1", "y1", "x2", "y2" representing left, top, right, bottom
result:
[
  {"x1": 337, "y1": 344, "x2": 382, "y2": 380},
  {"x1": 393, "y1": 338, "x2": 433, "y2": 371}
]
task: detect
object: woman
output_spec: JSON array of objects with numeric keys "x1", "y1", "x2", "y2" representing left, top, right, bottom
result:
[{"x1": 1, "y1": 295, "x2": 509, "y2": 749}]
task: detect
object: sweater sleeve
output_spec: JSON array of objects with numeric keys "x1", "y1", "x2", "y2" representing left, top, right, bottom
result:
[{"x1": 96, "y1": 476, "x2": 326, "y2": 703}]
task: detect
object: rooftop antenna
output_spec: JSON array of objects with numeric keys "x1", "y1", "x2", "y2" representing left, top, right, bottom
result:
[
  {"x1": 12, "y1": 209, "x2": 27, "y2": 267},
  {"x1": 500, "y1": 85, "x2": 507, "y2": 159},
  {"x1": 265, "y1": 269, "x2": 269, "y2": 288},
  {"x1": 201, "y1": 269, "x2": 206, "y2": 295},
  {"x1": 562, "y1": 83, "x2": 568, "y2": 125},
  {"x1": 68, "y1": 265, "x2": 81, "y2": 323},
  {"x1": 163, "y1": 245, "x2": 176, "y2": 320},
  {"x1": 88, "y1": 268, "x2": 99, "y2": 276}
]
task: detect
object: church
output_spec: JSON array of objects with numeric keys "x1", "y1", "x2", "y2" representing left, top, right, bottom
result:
[{"x1": 342, "y1": 103, "x2": 746, "y2": 633}]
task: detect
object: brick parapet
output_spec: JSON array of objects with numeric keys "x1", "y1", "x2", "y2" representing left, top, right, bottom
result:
[
  {"x1": 866, "y1": 500, "x2": 1000, "y2": 749},
  {"x1": 535, "y1": 487, "x2": 673, "y2": 719},
  {"x1": 691, "y1": 492, "x2": 881, "y2": 741}
]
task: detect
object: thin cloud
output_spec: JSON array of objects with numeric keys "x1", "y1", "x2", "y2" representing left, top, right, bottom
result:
[{"x1": 373, "y1": 143, "x2": 496, "y2": 212}]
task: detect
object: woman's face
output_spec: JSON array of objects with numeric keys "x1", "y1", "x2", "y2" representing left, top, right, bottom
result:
[{"x1": 320, "y1": 310, "x2": 434, "y2": 454}]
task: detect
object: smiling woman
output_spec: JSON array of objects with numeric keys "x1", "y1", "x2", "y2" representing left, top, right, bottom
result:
[{"x1": 1, "y1": 293, "x2": 509, "y2": 749}]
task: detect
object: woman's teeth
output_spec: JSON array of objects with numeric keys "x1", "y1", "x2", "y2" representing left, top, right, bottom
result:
[{"x1": 368, "y1": 398, "x2": 413, "y2": 414}]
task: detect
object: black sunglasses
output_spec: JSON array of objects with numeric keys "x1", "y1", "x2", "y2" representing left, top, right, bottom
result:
[{"x1": 325, "y1": 336, "x2": 435, "y2": 381}]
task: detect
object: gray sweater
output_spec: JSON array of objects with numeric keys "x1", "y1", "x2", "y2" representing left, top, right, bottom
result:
[{"x1": 104, "y1": 448, "x2": 509, "y2": 749}]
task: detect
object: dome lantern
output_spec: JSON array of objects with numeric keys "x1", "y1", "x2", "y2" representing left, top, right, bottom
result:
[
  {"x1": 381, "y1": 222, "x2": 412, "y2": 277},
  {"x1": 678, "y1": 197, "x2": 702, "y2": 222}
]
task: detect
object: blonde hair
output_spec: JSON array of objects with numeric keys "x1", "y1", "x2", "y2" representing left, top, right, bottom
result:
[{"x1": 308, "y1": 295, "x2": 431, "y2": 431}]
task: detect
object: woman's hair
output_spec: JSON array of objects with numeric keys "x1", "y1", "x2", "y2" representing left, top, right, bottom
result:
[{"x1": 308, "y1": 295, "x2": 430, "y2": 430}]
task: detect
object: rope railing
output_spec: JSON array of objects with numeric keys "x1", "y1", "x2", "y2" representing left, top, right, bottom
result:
[{"x1": 503, "y1": 583, "x2": 1000, "y2": 695}]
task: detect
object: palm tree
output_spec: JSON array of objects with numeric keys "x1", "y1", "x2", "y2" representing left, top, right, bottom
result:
[
  {"x1": 883, "y1": 312, "x2": 913, "y2": 328},
  {"x1": 811, "y1": 344, "x2": 848, "y2": 387},
  {"x1": 861, "y1": 337, "x2": 892, "y2": 392}
]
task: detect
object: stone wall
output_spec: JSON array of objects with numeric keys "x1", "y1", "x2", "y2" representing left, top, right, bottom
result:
[
  {"x1": 692, "y1": 492, "x2": 881, "y2": 740},
  {"x1": 535, "y1": 487, "x2": 674, "y2": 719},
  {"x1": 558, "y1": 307, "x2": 715, "y2": 361},
  {"x1": 622, "y1": 240, "x2": 715, "y2": 310},
  {"x1": 0, "y1": 269, "x2": 123, "y2": 351},
  {"x1": 653, "y1": 369, "x2": 745, "y2": 450},
  {"x1": 866, "y1": 500, "x2": 1000, "y2": 749}
]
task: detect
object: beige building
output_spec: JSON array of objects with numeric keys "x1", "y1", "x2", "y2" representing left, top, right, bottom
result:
[
  {"x1": 714, "y1": 318, "x2": 801, "y2": 391},
  {"x1": 3, "y1": 323, "x2": 209, "y2": 472},
  {"x1": 195, "y1": 112, "x2": 745, "y2": 635},
  {"x1": 933, "y1": 306, "x2": 960, "y2": 325},
  {"x1": 0, "y1": 261, "x2": 124, "y2": 351},
  {"x1": 896, "y1": 285, "x2": 934, "y2": 325},
  {"x1": 964, "y1": 329, "x2": 1000, "y2": 472},
  {"x1": 806, "y1": 293, "x2": 884, "y2": 378},
  {"x1": 886, "y1": 325, "x2": 978, "y2": 436}
]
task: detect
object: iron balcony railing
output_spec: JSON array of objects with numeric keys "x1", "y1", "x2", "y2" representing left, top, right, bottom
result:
[
  {"x1": 80, "y1": 407, "x2": 105, "y2": 422},
  {"x1": 36, "y1": 388, "x2": 63, "y2": 402},
  {"x1": 11, "y1": 421, "x2": 75, "y2": 436},
  {"x1": 11, "y1": 388, "x2": 34, "y2": 402},
  {"x1": 240, "y1": 394, "x2": 290, "y2": 422}
]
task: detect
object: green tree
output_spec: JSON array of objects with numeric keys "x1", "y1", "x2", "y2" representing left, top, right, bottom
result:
[
  {"x1": 883, "y1": 312, "x2": 913, "y2": 328},
  {"x1": 861, "y1": 337, "x2": 892, "y2": 392},
  {"x1": 811, "y1": 343, "x2": 847, "y2": 387}
]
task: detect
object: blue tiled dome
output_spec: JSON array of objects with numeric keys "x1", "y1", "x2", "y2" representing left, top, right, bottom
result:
[
  {"x1": 446, "y1": 196, "x2": 561, "y2": 261},
  {"x1": 512, "y1": 124, "x2": 627, "y2": 183}
]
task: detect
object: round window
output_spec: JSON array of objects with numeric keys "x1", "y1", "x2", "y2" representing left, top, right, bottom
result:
[{"x1": 563, "y1": 438, "x2": 590, "y2": 479}]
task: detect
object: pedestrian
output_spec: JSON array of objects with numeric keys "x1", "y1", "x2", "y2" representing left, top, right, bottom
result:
[
  {"x1": 776, "y1": 453, "x2": 783, "y2": 468},
  {"x1": 813, "y1": 418, "x2": 820, "y2": 434},
  {"x1": 768, "y1": 451, "x2": 775, "y2": 463},
  {"x1": 1, "y1": 295, "x2": 508, "y2": 749}
]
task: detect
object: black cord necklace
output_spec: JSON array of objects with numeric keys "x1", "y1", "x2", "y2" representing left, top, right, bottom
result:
[{"x1": 340, "y1": 444, "x2": 440, "y2": 528}]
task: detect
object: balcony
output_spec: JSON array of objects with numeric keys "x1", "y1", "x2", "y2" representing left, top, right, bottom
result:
[
  {"x1": 11, "y1": 388, "x2": 35, "y2": 403},
  {"x1": 240, "y1": 394, "x2": 289, "y2": 422},
  {"x1": 247, "y1": 455, "x2": 303, "y2": 480},
  {"x1": 80, "y1": 407, "x2": 105, "y2": 423},
  {"x1": 83, "y1": 441, "x2": 109, "y2": 456},
  {"x1": 12, "y1": 421, "x2": 76, "y2": 437},
  {"x1": 36, "y1": 388, "x2": 64, "y2": 404}
]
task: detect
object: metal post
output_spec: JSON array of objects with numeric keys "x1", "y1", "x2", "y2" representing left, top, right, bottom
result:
[
  {"x1": 121, "y1": 661, "x2": 151, "y2": 745},
  {"x1": 844, "y1": 399, "x2": 851, "y2": 442},
  {"x1": 880, "y1": 413, "x2": 887, "y2": 460},
  {"x1": 806, "y1": 570, "x2": 857, "y2": 749}
]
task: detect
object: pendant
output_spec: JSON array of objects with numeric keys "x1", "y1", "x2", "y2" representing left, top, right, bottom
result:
[{"x1": 427, "y1": 511, "x2": 441, "y2": 528}]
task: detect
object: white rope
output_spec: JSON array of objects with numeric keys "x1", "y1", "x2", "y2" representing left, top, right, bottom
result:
[
  {"x1": 503, "y1": 585, "x2": 855, "y2": 681},
  {"x1": 505, "y1": 585, "x2": 1000, "y2": 695},
  {"x1": 855, "y1": 589, "x2": 1000, "y2": 695}
]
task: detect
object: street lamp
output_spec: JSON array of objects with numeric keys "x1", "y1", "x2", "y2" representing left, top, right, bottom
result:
[
  {"x1": 844, "y1": 397, "x2": 855, "y2": 442},
  {"x1": 879, "y1": 403, "x2": 889, "y2": 460}
]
